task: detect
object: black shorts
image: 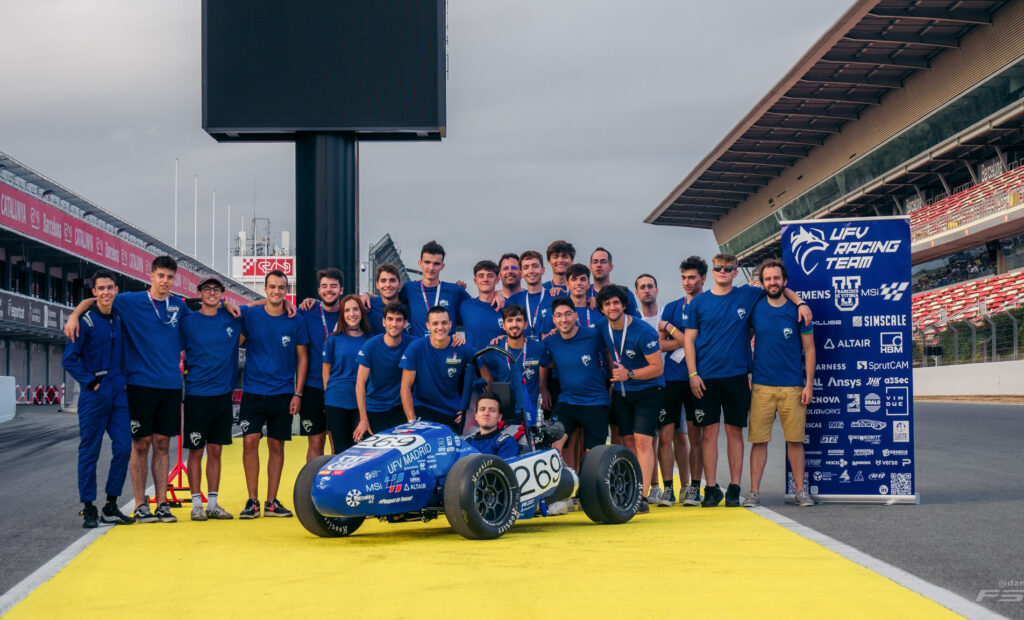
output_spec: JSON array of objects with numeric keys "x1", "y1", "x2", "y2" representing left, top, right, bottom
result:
[
  {"x1": 612, "y1": 386, "x2": 663, "y2": 438},
  {"x1": 663, "y1": 380, "x2": 696, "y2": 431},
  {"x1": 551, "y1": 402, "x2": 608, "y2": 450},
  {"x1": 325, "y1": 406, "x2": 358, "y2": 453},
  {"x1": 299, "y1": 387, "x2": 327, "y2": 436},
  {"x1": 238, "y1": 393, "x2": 293, "y2": 441},
  {"x1": 126, "y1": 385, "x2": 181, "y2": 439},
  {"x1": 543, "y1": 376, "x2": 561, "y2": 414},
  {"x1": 693, "y1": 375, "x2": 750, "y2": 428},
  {"x1": 183, "y1": 393, "x2": 233, "y2": 448},
  {"x1": 415, "y1": 406, "x2": 462, "y2": 434},
  {"x1": 368, "y1": 405, "x2": 408, "y2": 435}
]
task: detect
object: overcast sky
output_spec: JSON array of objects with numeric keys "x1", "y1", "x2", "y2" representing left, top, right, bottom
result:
[{"x1": 1, "y1": 0, "x2": 849, "y2": 298}]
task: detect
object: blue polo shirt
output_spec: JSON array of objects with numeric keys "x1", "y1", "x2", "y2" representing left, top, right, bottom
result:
[
  {"x1": 181, "y1": 308, "x2": 244, "y2": 396},
  {"x1": 399, "y1": 337, "x2": 475, "y2": 417},
  {"x1": 400, "y1": 281, "x2": 471, "y2": 336},
  {"x1": 600, "y1": 317, "x2": 664, "y2": 392},
  {"x1": 300, "y1": 302, "x2": 338, "y2": 391},
  {"x1": 458, "y1": 297, "x2": 505, "y2": 351},
  {"x1": 680, "y1": 285, "x2": 764, "y2": 380},
  {"x1": 540, "y1": 326, "x2": 609, "y2": 406},
  {"x1": 357, "y1": 334, "x2": 412, "y2": 412},
  {"x1": 113, "y1": 291, "x2": 190, "y2": 389},
  {"x1": 241, "y1": 306, "x2": 309, "y2": 396},
  {"x1": 660, "y1": 296, "x2": 691, "y2": 383},
  {"x1": 323, "y1": 332, "x2": 368, "y2": 409},
  {"x1": 751, "y1": 298, "x2": 812, "y2": 387}
]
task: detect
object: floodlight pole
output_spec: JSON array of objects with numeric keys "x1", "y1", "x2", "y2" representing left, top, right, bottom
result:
[{"x1": 295, "y1": 133, "x2": 359, "y2": 301}]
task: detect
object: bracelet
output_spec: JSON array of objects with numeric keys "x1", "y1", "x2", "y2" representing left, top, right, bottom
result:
[
  {"x1": 797, "y1": 301, "x2": 808, "y2": 308},
  {"x1": 667, "y1": 325, "x2": 676, "y2": 336},
  {"x1": 689, "y1": 371, "x2": 698, "y2": 379},
  {"x1": 293, "y1": 393, "x2": 303, "y2": 398}
]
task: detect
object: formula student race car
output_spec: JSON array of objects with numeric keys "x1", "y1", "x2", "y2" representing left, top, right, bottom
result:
[{"x1": 293, "y1": 347, "x2": 642, "y2": 540}]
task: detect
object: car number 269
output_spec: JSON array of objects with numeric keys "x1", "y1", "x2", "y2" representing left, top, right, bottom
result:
[{"x1": 513, "y1": 452, "x2": 562, "y2": 500}]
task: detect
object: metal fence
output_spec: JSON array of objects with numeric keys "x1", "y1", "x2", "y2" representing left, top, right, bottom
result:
[{"x1": 913, "y1": 306, "x2": 1024, "y2": 367}]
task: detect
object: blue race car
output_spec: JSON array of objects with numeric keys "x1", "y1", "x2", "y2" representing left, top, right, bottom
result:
[{"x1": 293, "y1": 348, "x2": 642, "y2": 540}]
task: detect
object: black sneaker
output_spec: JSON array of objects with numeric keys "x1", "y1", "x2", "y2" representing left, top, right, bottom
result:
[
  {"x1": 725, "y1": 483, "x2": 742, "y2": 507},
  {"x1": 239, "y1": 498, "x2": 261, "y2": 519},
  {"x1": 701, "y1": 484, "x2": 724, "y2": 507},
  {"x1": 81, "y1": 505, "x2": 99, "y2": 529},
  {"x1": 264, "y1": 498, "x2": 293, "y2": 518},
  {"x1": 100, "y1": 502, "x2": 136, "y2": 525},
  {"x1": 134, "y1": 503, "x2": 158, "y2": 523},
  {"x1": 153, "y1": 502, "x2": 177, "y2": 523},
  {"x1": 637, "y1": 497, "x2": 650, "y2": 514}
]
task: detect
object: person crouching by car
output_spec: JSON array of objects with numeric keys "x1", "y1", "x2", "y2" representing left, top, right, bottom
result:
[{"x1": 465, "y1": 394, "x2": 518, "y2": 459}]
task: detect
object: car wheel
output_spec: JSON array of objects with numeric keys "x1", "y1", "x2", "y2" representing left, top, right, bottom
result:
[
  {"x1": 293, "y1": 454, "x2": 365, "y2": 537},
  {"x1": 444, "y1": 454, "x2": 520, "y2": 539},
  {"x1": 578, "y1": 445, "x2": 641, "y2": 524}
]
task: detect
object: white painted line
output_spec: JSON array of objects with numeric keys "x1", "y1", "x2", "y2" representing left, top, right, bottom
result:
[{"x1": 751, "y1": 506, "x2": 1007, "y2": 620}]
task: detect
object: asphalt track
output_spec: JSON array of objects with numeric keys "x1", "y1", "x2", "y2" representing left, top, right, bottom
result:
[{"x1": 0, "y1": 401, "x2": 1021, "y2": 618}]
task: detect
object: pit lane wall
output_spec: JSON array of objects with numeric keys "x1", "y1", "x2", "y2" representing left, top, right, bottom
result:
[{"x1": 913, "y1": 360, "x2": 1024, "y2": 396}]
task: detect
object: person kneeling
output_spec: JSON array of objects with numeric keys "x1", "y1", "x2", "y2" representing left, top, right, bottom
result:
[{"x1": 465, "y1": 394, "x2": 518, "y2": 459}]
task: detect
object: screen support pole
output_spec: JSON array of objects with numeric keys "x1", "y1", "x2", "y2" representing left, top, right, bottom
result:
[{"x1": 295, "y1": 132, "x2": 359, "y2": 302}]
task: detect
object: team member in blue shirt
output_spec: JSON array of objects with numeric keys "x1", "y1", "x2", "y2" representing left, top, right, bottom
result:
[
  {"x1": 399, "y1": 306, "x2": 483, "y2": 432},
  {"x1": 355, "y1": 302, "x2": 414, "y2": 442},
  {"x1": 540, "y1": 297, "x2": 610, "y2": 469},
  {"x1": 588, "y1": 247, "x2": 640, "y2": 317},
  {"x1": 322, "y1": 295, "x2": 370, "y2": 453},
  {"x1": 683, "y1": 253, "x2": 810, "y2": 508},
  {"x1": 465, "y1": 394, "x2": 518, "y2": 459},
  {"x1": 498, "y1": 253, "x2": 523, "y2": 300},
  {"x1": 508, "y1": 250, "x2": 557, "y2": 340},
  {"x1": 744, "y1": 259, "x2": 815, "y2": 508},
  {"x1": 298, "y1": 268, "x2": 343, "y2": 462},
  {"x1": 480, "y1": 304, "x2": 547, "y2": 425},
  {"x1": 459, "y1": 260, "x2": 506, "y2": 351},
  {"x1": 238, "y1": 269, "x2": 309, "y2": 519},
  {"x1": 180, "y1": 275, "x2": 243, "y2": 521},
  {"x1": 366, "y1": 264, "x2": 405, "y2": 336},
  {"x1": 597, "y1": 285, "x2": 664, "y2": 512},
  {"x1": 62, "y1": 270, "x2": 135, "y2": 528},
  {"x1": 543, "y1": 240, "x2": 575, "y2": 293},
  {"x1": 659, "y1": 256, "x2": 708, "y2": 506}
]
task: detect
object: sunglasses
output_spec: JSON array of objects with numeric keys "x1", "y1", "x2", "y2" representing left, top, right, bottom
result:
[{"x1": 712, "y1": 265, "x2": 736, "y2": 273}]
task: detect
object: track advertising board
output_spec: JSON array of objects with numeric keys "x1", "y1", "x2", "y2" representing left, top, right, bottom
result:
[{"x1": 781, "y1": 217, "x2": 918, "y2": 504}]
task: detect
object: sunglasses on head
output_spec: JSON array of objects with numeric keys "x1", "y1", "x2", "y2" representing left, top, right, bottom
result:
[{"x1": 712, "y1": 265, "x2": 736, "y2": 273}]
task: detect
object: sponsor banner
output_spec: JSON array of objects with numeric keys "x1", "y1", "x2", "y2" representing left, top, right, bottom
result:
[
  {"x1": 0, "y1": 181, "x2": 249, "y2": 306},
  {"x1": 783, "y1": 217, "x2": 915, "y2": 502},
  {"x1": 0, "y1": 289, "x2": 74, "y2": 331},
  {"x1": 233, "y1": 256, "x2": 295, "y2": 278}
]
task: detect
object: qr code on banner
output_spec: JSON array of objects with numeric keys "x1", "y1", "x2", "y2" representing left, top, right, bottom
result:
[{"x1": 890, "y1": 473, "x2": 912, "y2": 495}]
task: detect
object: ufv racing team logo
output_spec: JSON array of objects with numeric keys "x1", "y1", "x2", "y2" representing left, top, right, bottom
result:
[
  {"x1": 789, "y1": 226, "x2": 829, "y2": 275},
  {"x1": 281, "y1": 335, "x2": 291, "y2": 347}
]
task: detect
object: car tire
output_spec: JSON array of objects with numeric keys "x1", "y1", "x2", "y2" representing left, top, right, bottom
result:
[
  {"x1": 444, "y1": 454, "x2": 520, "y2": 539},
  {"x1": 578, "y1": 445, "x2": 641, "y2": 524},
  {"x1": 293, "y1": 454, "x2": 365, "y2": 537}
]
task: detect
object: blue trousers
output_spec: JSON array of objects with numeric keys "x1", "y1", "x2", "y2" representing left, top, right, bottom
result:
[{"x1": 77, "y1": 382, "x2": 131, "y2": 503}]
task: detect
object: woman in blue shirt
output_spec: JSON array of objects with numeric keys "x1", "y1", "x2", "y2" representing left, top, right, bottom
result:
[{"x1": 322, "y1": 295, "x2": 371, "y2": 454}]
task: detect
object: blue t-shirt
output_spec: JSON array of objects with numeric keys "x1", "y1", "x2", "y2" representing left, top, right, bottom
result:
[
  {"x1": 399, "y1": 337, "x2": 475, "y2": 417},
  {"x1": 241, "y1": 306, "x2": 310, "y2": 396},
  {"x1": 536, "y1": 304, "x2": 602, "y2": 335},
  {"x1": 660, "y1": 296, "x2": 692, "y2": 383},
  {"x1": 181, "y1": 308, "x2": 243, "y2": 396},
  {"x1": 113, "y1": 291, "x2": 190, "y2": 389},
  {"x1": 466, "y1": 430, "x2": 518, "y2": 459},
  {"x1": 600, "y1": 317, "x2": 664, "y2": 392},
  {"x1": 588, "y1": 284, "x2": 641, "y2": 317},
  {"x1": 458, "y1": 298, "x2": 505, "y2": 351},
  {"x1": 301, "y1": 302, "x2": 338, "y2": 391},
  {"x1": 367, "y1": 296, "x2": 412, "y2": 337},
  {"x1": 481, "y1": 336, "x2": 546, "y2": 415},
  {"x1": 400, "y1": 281, "x2": 471, "y2": 336},
  {"x1": 751, "y1": 298, "x2": 812, "y2": 387},
  {"x1": 681, "y1": 285, "x2": 764, "y2": 380},
  {"x1": 323, "y1": 332, "x2": 368, "y2": 409},
  {"x1": 540, "y1": 326, "x2": 609, "y2": 406},
  {"x1": 507, "y1": 289, "x2": 556, "y2": 339},
  {"x1": 357, "y1": 334, "x2": 412, "y2": 412}
]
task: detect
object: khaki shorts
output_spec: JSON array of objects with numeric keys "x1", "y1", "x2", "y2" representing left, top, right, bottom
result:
[{"x1": 748, "y1": 384, "x2": 806, "y2": 444}]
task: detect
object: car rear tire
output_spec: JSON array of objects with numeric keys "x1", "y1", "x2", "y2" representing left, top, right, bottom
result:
[
  {"x1": 293, "y1": 455, "x2": 365, "y2": 537},
  {"x1": 578, "y1": 445, "x2": 641, "y2": 524},
  {"x1": 444, "y1": 454, "x2": 520, "y2": 539}
]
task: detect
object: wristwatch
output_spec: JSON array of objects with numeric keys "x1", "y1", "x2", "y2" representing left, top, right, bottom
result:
[{"x1": 627, "y1": 369, "x2": 635, "y2": 380}]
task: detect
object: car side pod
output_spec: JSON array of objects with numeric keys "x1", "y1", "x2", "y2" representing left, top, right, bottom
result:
[
  {"x1": 294, "y1": 454, "x2": 366, "y2": 537},
  {"x1": 443, "y1": 454, "x2": 521, "y2": 540},
  {"x1": 578, "y1": 445, "x2": 642, "y2": 524}
]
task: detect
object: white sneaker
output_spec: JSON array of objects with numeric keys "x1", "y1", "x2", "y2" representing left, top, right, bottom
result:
[
  {"x1": 190, "y1": 504, "x2": 207, "y2": 521},
  {"x1": 547, "y1": 500, "x2": 571, "y2": 516},
  {"x1": 647, "y1": 487, "x2": 662, "y2": 505}
]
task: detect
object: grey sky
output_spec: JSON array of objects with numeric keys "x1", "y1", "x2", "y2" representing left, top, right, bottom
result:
[{"x1": 2, "y1": 0, "x2": 849, "y2": 298}]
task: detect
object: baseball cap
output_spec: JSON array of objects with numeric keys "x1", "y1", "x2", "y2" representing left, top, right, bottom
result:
[{"x1": 198, "y1": 276, "x2": 225, "y2": 291}]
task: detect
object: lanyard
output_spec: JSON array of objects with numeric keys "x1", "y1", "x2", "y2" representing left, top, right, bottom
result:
[
  {"x1": 421, "y1": 282, "x2": 441, "y2": 314},
  {"x1": 504, "y1": 338, "x2": 526, "y2": 372},
  {"x1": 525, "y1": 290, "x2": 545, "y2": 330},
  {"x1": 318, "y1": 304, "x2": 331, "y2": 340},
  {"x1": 576, "y1": 306, "x2": 591, "y2": 327},
  {"x1": 608, "y1": 316, "x2": 630, "y2": 396},
  {"x1": 148, "y1": 292, "x2": 175, "y2": 326}
]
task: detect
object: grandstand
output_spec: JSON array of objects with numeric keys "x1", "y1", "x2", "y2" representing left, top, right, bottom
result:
[
  {"x1": 0, "y1": 149, "x2": 258, "y2": 402},
  {"x1": 645, "y1": 0, "x2": 1024, "y2": 361}
]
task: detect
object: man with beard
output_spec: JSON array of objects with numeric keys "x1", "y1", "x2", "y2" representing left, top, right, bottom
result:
[
  {"x1": 498, "y1": 253, "x2": 523, "y2": 299},
  {"x1": 480, "y1": 304, "x2": 547, "y2": 424},
  {"x1": 588, "y1": 247, "x2": 639, "y2": 316},
  {"x1": 744, "y1": 259, "x2": 815, "y2": 508}
]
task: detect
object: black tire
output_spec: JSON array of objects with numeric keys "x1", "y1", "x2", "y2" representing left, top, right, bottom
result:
[
  {"x1": 293, "y1": 455, "x2": 365, "y2": 538},
  {"x1": 444, "y1": 454, "x2": 520, "y2": 539},
  {"x1": 578, "y1": 445, "x2": 641, "y2": 524}
]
